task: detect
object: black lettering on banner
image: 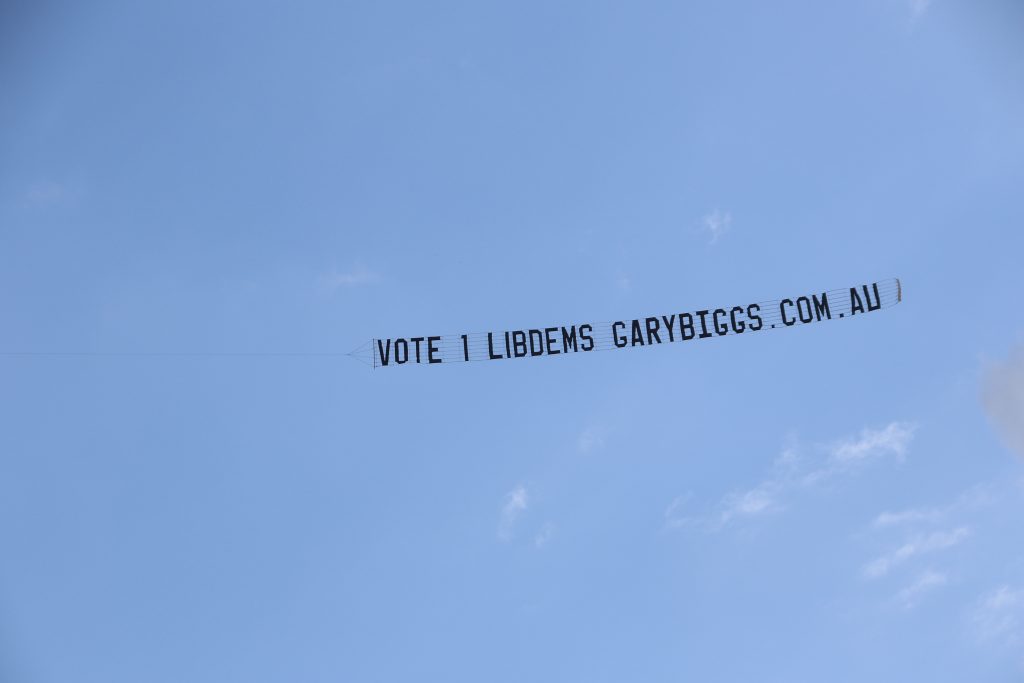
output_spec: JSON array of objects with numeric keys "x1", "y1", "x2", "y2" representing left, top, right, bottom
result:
[
  {"x1": 630, "y1": 320, "x2": 645, "y2": 346},
  {"x1": 796, "y1": 297, "x2": 813, "y2": 324},
  {"x1": 645, "y1": 317, "x2": 662, "y2": 345},
  {"x1": 850, "y1": 287, "x2": 865, "y2": 315},
  {"x1": 680, "y1": 313, "x2": 695, "y2": 340},
  {"x1": 866, "y1": 282, "x2": 881, "y2": 311},
  {"x1": 362, "y1": 278, "x2": 901, "y2": 369},
  {"x1": 561, "y1": 326, "x2": 578, "y2": 353},
  {"x1": 696, "y1": 310, "x2": 713, "y2": 339},
  {"x1": 410, "y1": 337, "x2": 425, "y2": 363},
  {"x1": 815, "y1": 292, "x2": 831, "y2": 321},
  {"x1": 780, "y1": 299, "x2": 796, "y2": 326},
  {"x1": 544, "y1": 327, "x2": 560, "y2": 355},
  {"x1": 612, "y1": 321, "x2": 627, "y2": 348},
  {"x1": 662, "y1": 315, "x2": 677, "y2": 342},
  {"x1": 712, "y1": 308, "x2": 729, "y2": 335},
  {"x1": 395, "y1": 338, "x2": 409, "y2": 364},
  {"x1": 579, "y1": 324, "x2": 595, "y2": 351},
  {"x1": 487, "y1": 332, "x2": 503, "y2": 360},
  {"x1": 812, "y1": 293, "x2": 831, "y2": 320},
  {"x1": 512, "y1": 330, "x2": 528, "y2": 358},
  {"x1": 747, "y1": 304, "x2": 763, "y2": 331},
  {"x1": 730, "y1": 306, "x2": 746, "y2": 334},
  {"x1": 528, "y1": 329, "x2": 544, "y2": 356},
  {"x1": 377, "y1": 339, "x2": 391, "y2": 366}
]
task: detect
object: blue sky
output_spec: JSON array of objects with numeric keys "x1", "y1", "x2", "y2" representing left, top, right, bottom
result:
[{"x1": 2, "y1": 1, "x2": 1023, "y2": 681}]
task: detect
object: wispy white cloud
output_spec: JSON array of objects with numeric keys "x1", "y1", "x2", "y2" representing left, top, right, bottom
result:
[
  {"x1": 871, "y1": 484, "x2": 994, "y2": 529},
  {"x1": 797, "y1": 421, "x2": 916, "y2": 487},
  {"x1": 669, "y1": 423, "x2": 913, "y2": 532},
  {"x1": 981, "y1": 344, "x2": 1024, "y2": 460},
  {"x1": 666, "y1": 473, "x2": 784, "y2": 532},
  {"x1": 534, "y1": 522, "x2": 555, "y2": 549},
  {"x1": 664, "y1": 479, "x2": 784, "y2": 531},
  {"x1": 909, "y1": 0, "x2": 932, "y2": 20},
  {"x1": 27, "y1": 181, "x2": 65, "y2": 205},
  {"x1": 615, "y1": 273, "x2": 632, "y2": 292},
  {"x1": 970, "y1": 585, "x2": 1024, "y2": 650},
  {"x1": 663, "y1": 494, "x2": 691, "y2": 529},
  {"x1": 498, "y1": 485, "x2": 529, "y2": 541},
  {"x1": 701, "y1": 209, "x2": 731, "y2": 245},
  {"x1": 320, "y1": 265, "x2": 380, "y2": 291},
  {"x1": 25, "y1": 180, "x2": 86, "y2": 207},
  {"x1": 577, "y1": 425, "x2": 606, "y2": 455},
  {"x1": 863, "y1": 526, "x2": 970, "y2": 579},
  {"x1": 895, "y1": 570, "x2": 947, "y2": 608},
  {"x1": 873, "y1": 508, "x2": 942, "y2": 528},
  {"x1": 830, "y1": 422, "x2": 916, "y2": 464},
  {"x1": 717, "y1": 480, "x2": 784, "y2": 526}
]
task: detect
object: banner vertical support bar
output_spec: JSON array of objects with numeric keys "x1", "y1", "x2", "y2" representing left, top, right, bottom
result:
[{"x1": 371, "y1": 338, "x2": 376, "y2": 369}]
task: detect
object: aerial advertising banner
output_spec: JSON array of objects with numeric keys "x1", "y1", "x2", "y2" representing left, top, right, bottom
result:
[{"x1": 350, "y1": 278, "x2": 902, "y2": 369}]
